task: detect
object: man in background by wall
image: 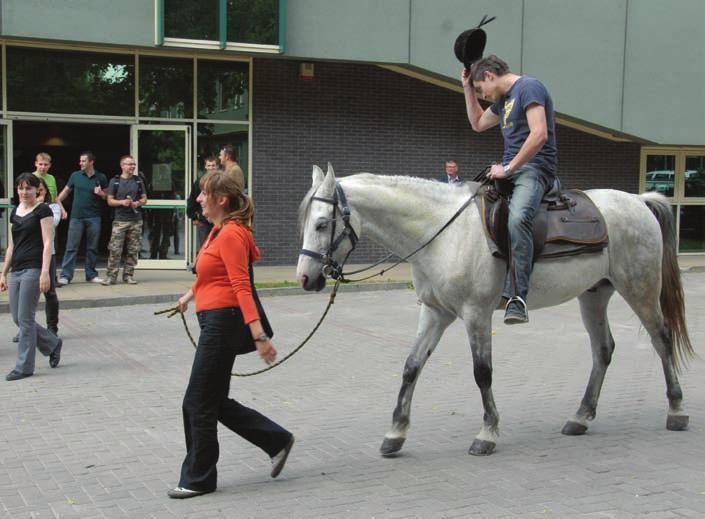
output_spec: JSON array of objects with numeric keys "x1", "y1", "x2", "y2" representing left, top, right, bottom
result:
[
  {"x1": 187, "y1": 156, "x2": 217, "y2": 251},
  {"x1": 219, "y1": 144, "x2": 245, "y2": 191},
  {"x1": 56, "y1": 151, "x2": 108, "y2": 285},
  {"x1": 442, "y1": 160, "x2": 462, "y2": 184}
]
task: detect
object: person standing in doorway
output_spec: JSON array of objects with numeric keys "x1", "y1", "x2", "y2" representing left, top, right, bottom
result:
[
  {"x1": 102, "y1": 155, "x2": 147, "y2": 285},
  {"x1": 187, "y1": 156, "x2": 217, "y2": 251},
  {"x1": 56, "y1": 151, "x2": 108, "y2": 285},
  {"x1": 219, "y1": 144, "x2": 245, "y2": 191}
]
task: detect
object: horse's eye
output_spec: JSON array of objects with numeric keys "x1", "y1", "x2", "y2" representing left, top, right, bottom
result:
[{"x1": 315, "y1": 221, "x2": 328, "y2": 231}]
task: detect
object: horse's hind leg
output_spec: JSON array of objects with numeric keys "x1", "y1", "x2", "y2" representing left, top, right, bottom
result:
[
  {"x1": 563, "y1": 280, "x2": 616, "y2": 435},
  {"x1": 380, "y1": 303, "x2": 454, "y2": 457},
  {"x1": 618, "y1": 287, "x2": 689, "y2": 431}
]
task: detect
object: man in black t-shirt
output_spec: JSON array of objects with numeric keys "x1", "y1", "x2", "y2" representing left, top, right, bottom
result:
[{"x1": 102, "y1": 155, "x2": 147, "y2": 285}]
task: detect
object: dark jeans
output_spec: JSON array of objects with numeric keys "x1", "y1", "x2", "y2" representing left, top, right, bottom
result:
[
  {"x1": 60, "y1": 216, "x2": 101, "y2": 281},
  {"x1": 178, "y1": 307, "x2": 291, "y2": 492},
  {"x1": 503, "y1": 164, "x2": 554, "y2": 301}
]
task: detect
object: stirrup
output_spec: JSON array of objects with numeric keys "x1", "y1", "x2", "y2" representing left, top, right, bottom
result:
[{"x1": 504, "y1": 296, "x2": 528, "y2": 324}]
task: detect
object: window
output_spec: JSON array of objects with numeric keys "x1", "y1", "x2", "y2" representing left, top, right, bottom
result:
[
  {"x1": 197, "y1": 60, "x2": 248, "y2": 120},
  {"x1": 160, "y1": 0, "x2": 282, "y2": 49},
  {"x1": 139, "y1": 56, "x2": 194, "y2": 119},
  {"x1": 642, "y1": 148, "x2": 705, "y2": 254},
  {"x1": 6, "y1": 47, "x2": 134, "y2": 116}
]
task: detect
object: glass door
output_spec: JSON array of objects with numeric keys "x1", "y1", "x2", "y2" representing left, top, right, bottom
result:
[
  {"x1": 131, "y1": 124, "x2": 191, "y2": 268},
  {"x1": 0, "y1": 120, "x2": 13, "y2": 265}
]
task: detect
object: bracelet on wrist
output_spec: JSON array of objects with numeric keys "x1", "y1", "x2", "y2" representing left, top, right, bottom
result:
[{"x1": 254, "y1": 334, "x2": 269, "y2": 343}]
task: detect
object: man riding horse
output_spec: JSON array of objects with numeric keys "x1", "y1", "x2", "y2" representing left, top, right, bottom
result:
[{"x1": 462, "y1": 54, "x2": 558, "y2": 324}]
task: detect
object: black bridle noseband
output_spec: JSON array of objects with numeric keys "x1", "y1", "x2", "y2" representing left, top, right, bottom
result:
[{"x1": 300, "y1": 182, "x2": 359, "y2": 281}]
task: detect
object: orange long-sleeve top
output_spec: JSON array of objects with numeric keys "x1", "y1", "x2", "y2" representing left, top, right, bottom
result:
[{"x1": 192, "y1": 220, "x2": 260, "y2": 323}]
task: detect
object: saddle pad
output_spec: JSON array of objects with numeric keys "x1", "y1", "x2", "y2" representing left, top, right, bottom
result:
[{"x1": 478, "y1": 187, "x2": 609, "y2": 261}]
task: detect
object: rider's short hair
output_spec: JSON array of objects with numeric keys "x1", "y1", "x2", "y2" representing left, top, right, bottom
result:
[{"x1": 470, "y1": 55, "x2": 509, "y2": 82}]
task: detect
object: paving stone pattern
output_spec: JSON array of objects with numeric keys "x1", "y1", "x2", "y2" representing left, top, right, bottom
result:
[{"x1": 1, "y1": 275, "x2": 705, "y2": 518}]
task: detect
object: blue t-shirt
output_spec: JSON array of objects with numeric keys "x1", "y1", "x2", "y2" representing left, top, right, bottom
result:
[{"x1": 490, "y1": 76, "x2": 557, "y2": 175}]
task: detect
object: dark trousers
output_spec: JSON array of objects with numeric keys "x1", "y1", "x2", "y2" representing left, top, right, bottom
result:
[{"x1": 178, "y1": 307, "x2": 291, "y2": 492}]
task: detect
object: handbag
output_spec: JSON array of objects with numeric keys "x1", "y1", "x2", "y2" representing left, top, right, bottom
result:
[{"x1": 238, "y1": 261, "x2": 274, "y2": 355}]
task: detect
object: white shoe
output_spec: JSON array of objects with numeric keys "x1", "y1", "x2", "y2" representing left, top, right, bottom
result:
[
  {"x1": 89, "y1": 277, "x2": 105, "y2": 284},
  {"x1": 57, "y1": 277, "x2": 70, "y2": 287}
]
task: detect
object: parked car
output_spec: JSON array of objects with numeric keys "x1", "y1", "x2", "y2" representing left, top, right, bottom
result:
[{"x1": 645, "y1": 170, "x2": 674, "y2": 195}]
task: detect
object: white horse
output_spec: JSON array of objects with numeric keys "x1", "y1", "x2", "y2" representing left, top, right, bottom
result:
[{"x1": 296, "y1": 164, "x2": 694, "y2": 456}]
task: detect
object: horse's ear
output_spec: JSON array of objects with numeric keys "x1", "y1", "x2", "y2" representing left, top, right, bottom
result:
[
  {"x1": 312, "y1": 165, "x2": 324, "y2": 187},
  {"x1": 321, "y1": 162, "x2": 336, "y2": 194}
]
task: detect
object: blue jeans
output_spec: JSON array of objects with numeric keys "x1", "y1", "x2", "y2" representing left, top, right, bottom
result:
[
  {"x1": 503, "y1": 164, "x2": 554, "y2": 301},
  {"x1": 60, "y1": 216, "x2": 101, "y2": 281}
]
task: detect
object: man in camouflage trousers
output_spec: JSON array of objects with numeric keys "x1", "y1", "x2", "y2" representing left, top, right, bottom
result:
[{"x1": 102, "y1": 155, "x2": 147, "y2": 285}]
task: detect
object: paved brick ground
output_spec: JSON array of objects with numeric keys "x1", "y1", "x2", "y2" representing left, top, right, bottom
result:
[{"x1": 1, "y1": 274, "x2": 705, "y2": 518}]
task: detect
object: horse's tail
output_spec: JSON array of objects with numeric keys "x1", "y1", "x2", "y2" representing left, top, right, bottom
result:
[{"x1": 639, "y1": 191, "x2": 695, "y2": 372}]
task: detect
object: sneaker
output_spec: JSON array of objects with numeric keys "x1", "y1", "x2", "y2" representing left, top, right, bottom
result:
[
  {"x1": 504, "y1": 297, "x2": 529, "y2": 325},
  {"x1": 270, "y1": 435, "x2": 295, "y2": 478},
  {"x1": 89, "y1": 277, "x2": 105, "y2": 284},
  {"x1": 101, "y1": 278, "x2": 116, "y2": 286},
  {"x1": 123, "y1": 277, "x2": 138, "y2": 285},
  {"x1": 57, "y1": 277, "x2": 70, "y2": 287}
]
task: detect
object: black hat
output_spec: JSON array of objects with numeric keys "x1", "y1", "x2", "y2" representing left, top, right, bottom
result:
[{"x1": 454, "y1": 15, "x2": 496, "y2": 68}]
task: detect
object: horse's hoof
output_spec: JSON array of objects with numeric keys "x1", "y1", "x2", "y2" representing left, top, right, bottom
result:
[
  {"x1": 667, "y1": 414, "x2": 689, "y2": 431},
  {"x1": 468, "y1": 439, "x2": 495, "y2": 456},
  {"x1": 380, "y1": 437, "x2": 405, "y2": 457},
  {"x1": 561, "y1": 421, "x2": 588, "y2": 436}
]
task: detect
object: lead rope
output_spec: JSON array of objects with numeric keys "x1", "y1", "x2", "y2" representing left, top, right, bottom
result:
[{"x1": 154, "y1": 279, "x2": 341, "y2": 377}]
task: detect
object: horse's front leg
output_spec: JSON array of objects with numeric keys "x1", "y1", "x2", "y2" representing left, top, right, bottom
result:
[
  {"x1": 466, "y1": 312, "x2": 499, "y2": 455},
  {"x1": 380, "y1": 303, "x2": 454, "y2": 457}
]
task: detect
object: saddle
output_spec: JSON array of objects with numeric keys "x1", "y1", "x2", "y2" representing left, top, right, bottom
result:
[{"x1": 477, "y1": 180, "x2": 608, "y2": 261}]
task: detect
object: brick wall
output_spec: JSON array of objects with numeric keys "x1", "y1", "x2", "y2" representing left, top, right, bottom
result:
[{"x1": 252, "y1": 59, "x2": 641, "y2": 265}]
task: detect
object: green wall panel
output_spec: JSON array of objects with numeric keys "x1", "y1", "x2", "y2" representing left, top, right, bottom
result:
[
  {"x1": 622, "y1": 0, "x2": 705, "y2": 144},
  {"x1": 1, "y1": 0, "x2": 154, "y2": 47},
  {"x1": 284, "y1": 0, "x2": 410, "y2": 62}
]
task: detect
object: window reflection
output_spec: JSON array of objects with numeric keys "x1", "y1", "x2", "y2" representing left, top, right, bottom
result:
[
  {"x1": 679, "y1": 206, "x2": 705, "y2": 252},
  {"x1": 197, "y1": 60, "x2": 249, "y2": 120},
  {"x1": 684, "y1": 156, "x2": 705, "y2": 198},
  {"x1": 139, "y1": 56, "x2": 194, "y2": 118},
  {"x1": 165, "y1": 0, "x2": 219, "y2": 40},
  {"x1": 7, "y1": 47, "x2": 134, "y2": 116},
  {"x1": 142, "y1": 208, "x2": 186, "y2": 260},
  {"x1": 227, "y1": 0, "x2": 278, "y2": 45},
  {"x1": 644, "y1": 154, "x2": 675, "y2": 197}
]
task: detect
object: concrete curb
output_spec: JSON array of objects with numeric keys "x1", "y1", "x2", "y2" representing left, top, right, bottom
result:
[{"x1": 0, "y1": 281, "x2": 412, "y2": 313}]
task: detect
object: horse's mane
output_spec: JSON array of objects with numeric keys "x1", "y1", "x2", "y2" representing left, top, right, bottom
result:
[{"x1": 297, "y1": 173, "x2": 481, "y2": 237}]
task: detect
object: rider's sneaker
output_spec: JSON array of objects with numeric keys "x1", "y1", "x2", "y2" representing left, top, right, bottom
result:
[{"x1": 504, "y1": 297, "x2": 528, "y2": 325}]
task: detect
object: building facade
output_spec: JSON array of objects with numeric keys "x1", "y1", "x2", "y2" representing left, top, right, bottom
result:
[{"x1": 0, "y1": 1, "x2": 702, "y2": 267}]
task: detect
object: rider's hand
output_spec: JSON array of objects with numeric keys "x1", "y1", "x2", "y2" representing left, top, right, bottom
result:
[
  {"x1": 461, "y1": 68, "x2": 473, "y2": 89},
  {"x1": 487, "y1": 163, "x2": 508, "y2": 180}
]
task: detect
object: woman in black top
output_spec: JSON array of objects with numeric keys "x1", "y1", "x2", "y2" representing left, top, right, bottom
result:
[{"x1": 0, "y1": 173, "x2": 62, "y2": 381}]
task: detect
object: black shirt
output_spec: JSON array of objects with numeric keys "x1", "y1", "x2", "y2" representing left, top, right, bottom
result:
[
  {"x1": 108, "y1": 174, "x2": 145, "y2": 222},
  {"x1": 10, "y1": 203, "x2": 53, "y2": 271}
]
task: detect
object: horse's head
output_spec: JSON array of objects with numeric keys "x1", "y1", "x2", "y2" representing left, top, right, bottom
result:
[{"x1": 297, "y1": 163, "x2": 360, "y2": 291}]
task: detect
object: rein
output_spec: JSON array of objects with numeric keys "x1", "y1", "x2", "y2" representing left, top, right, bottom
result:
[
  {"x1": 157, "y1": 168, "x2": 490, "y2": 377},
  {"x1": 155, "y1": 279, "x2": 341, "y2": 377}
]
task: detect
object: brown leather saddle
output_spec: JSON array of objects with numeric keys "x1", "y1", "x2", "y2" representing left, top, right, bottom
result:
[{"x1": 477, "y1": 181, "x2": 609, "y2": 260}]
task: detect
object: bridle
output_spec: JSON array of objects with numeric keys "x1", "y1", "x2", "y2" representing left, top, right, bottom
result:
[{"x1": 299, "y1": 182, "x2": 359, "y2": 281}]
